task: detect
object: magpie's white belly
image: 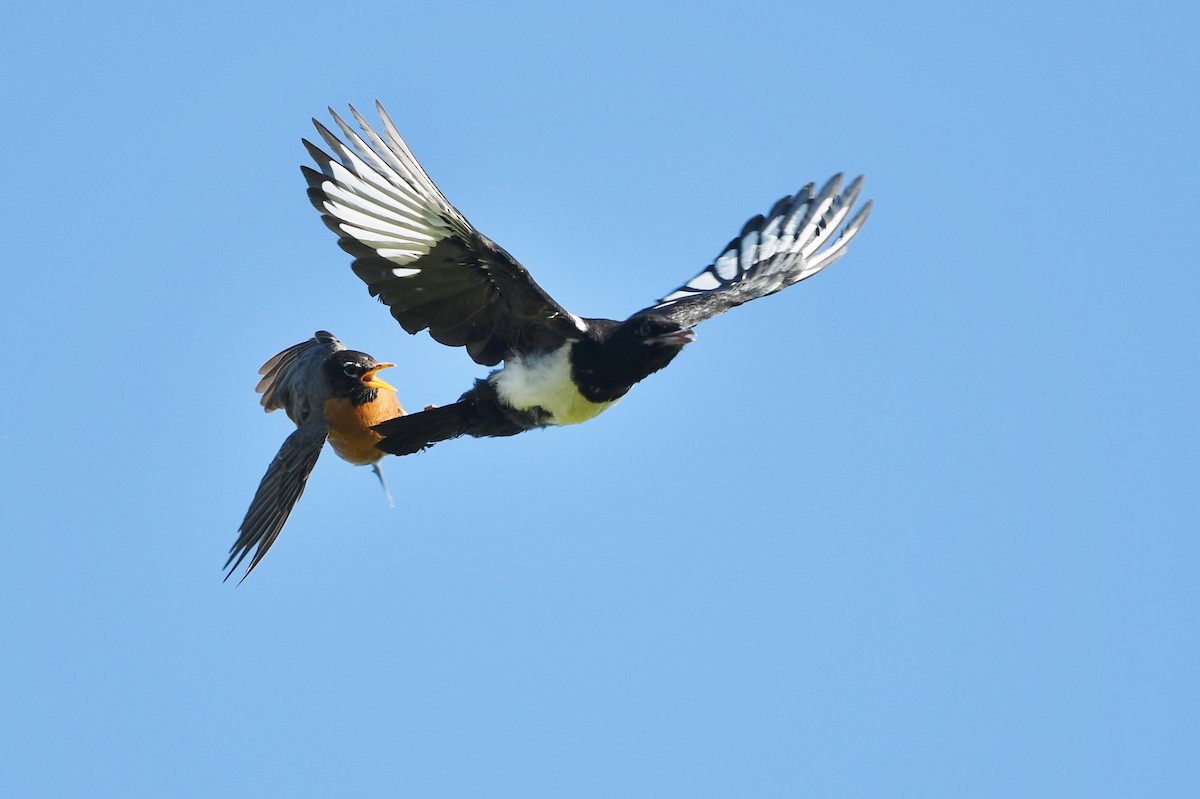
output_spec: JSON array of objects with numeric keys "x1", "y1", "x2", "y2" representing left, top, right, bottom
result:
[{"x1": 492, "y1": 344, "x2": 618, "y2": 426}]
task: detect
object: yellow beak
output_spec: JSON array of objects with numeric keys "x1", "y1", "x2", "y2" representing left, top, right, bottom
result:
[{"x1": 361, "y1": 362, "x2": 397, "y2": 392}]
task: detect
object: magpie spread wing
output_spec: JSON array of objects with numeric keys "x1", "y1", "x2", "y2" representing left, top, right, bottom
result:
[
  {"x1": 303, "y1": 103, "x2": 585, "y2": 366},
  {"x1": 634, "y1": 174, "x2": 873, "y2": 329},
  {"x1": 255, "y1": 331, "x2": 344, "y2": 426}
]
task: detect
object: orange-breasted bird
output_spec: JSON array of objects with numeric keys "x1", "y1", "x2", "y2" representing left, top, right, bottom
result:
[{"x1": 225, "y1": 331, "x2": 403, "y2": 581}]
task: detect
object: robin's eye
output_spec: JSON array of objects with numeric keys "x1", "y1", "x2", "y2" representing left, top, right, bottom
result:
[{"x1": 342, "y1": 363, "x2": 359, "y2": 377}]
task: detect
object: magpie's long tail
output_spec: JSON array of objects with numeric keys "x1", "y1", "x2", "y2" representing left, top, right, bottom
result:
[{"x1": 373, "y1": 401, "x2": 472, "y2": 456}]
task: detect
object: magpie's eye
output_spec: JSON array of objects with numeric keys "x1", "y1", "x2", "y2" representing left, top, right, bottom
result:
[{"x1": 342, "y1": 363, "x2": 359, "y2": 377}]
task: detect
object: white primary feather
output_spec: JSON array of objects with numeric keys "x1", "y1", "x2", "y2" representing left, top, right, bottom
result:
[{"x1": 649, "y1": 174, "x2": 873, "y2": 315}]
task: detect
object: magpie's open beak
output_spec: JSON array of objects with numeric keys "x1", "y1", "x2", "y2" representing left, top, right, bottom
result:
[{"x1": 648, "y1": 329, "x2": 696, "y2": 347}]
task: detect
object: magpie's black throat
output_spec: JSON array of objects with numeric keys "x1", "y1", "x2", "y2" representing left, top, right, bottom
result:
[{"x1": 570, "y1": 315, "x2": 695, "y2": 403}]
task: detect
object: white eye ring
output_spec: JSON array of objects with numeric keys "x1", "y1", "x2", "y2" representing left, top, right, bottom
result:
[{"x1": 342, "y1": 363, "x2": 359, "y2": 377}]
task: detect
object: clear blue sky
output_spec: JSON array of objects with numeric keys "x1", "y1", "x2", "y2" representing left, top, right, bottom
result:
[{"x1": 2, "y1": 1, "x2": 1197, "y2": 796}]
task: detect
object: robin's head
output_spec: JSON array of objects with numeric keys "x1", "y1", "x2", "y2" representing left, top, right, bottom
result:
[{"x1": 324, "y1": 351, "x2": 397, "y2": 404}]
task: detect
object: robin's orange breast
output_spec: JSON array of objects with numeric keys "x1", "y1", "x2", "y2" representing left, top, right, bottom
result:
[{"x1": 324, "y1": 392, "x2": 406, "y2": 465}]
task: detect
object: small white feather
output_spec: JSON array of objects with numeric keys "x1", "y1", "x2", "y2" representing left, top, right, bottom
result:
[{"x1": 686, "y1": 272, "x2": 721, "y2": 291}]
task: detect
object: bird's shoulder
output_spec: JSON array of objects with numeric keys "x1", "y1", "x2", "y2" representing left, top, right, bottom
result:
[
  {"x1": 304, "y1": 104, "x2": 587, "y2": 366},
  {"x1": 256, "y1": 331, "x2": 345, "y2": 425}
]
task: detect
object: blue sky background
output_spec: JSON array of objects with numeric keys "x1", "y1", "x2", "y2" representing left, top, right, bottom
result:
[{"x1": 2, "y1": 1, "x2": 1197, "y2": 796}]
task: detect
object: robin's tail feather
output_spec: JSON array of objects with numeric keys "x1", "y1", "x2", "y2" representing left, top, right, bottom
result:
[{"x1": 373, "y1": 401, "x2": 471, "y2": 456}]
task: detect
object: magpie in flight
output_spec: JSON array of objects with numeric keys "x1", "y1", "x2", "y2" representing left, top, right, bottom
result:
[{"x1": 302, "y1": 103, "x2": 872, "y2": 456}]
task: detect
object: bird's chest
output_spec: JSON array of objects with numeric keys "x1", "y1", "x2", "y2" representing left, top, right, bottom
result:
[
  {"x1": 491, "y1": 345, "x2": 618, "y2": 426},
  {"x1": 322, "y1": 392, "x2": 405, "y2": 465}
]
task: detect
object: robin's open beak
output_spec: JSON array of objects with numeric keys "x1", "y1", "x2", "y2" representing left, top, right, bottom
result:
[{"x1": 361, "y1": 363, "x2": 397, "y2": 392}]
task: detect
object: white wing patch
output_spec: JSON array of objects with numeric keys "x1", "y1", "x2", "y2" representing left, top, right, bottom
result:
[
  {"x1": 309, "y1": 103, "x2": 472, "y2": 268},
  {"x1": 713, "y1": 249, "x2": 739, "y2": 280},
  {"x1": 686, "y1": 272, "x2": 721, "y2": 291},
  {"x1": 651, "y1": 174, "x2": 873, "y2": 311}
]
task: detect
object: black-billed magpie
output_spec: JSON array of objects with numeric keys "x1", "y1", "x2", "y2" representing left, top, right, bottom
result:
[{"x1": 301, "y1": 103, "x2": 873, "y2": 456}]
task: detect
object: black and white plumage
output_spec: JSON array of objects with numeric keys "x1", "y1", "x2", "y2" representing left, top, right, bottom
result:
[{"x1": 301, "y1": 102, "x2": 873, "y2": 455}]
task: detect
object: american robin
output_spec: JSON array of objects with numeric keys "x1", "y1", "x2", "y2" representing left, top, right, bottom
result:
[
  {"x1": 301, "y1": 103, "x2": 872, "y2": 456},
  {"x1": 225, "y1": 331, "x2": 403, "y2": 581}
]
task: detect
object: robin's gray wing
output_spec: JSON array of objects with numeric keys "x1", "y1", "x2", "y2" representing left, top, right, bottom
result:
[
  {"x1": 302, "y1": 102, "x2": 586, "y2": 367},
  {"x1": 632, "y1": 174, "x2": 873, "y2": 329},
  {"x1": 256, "y1": 331, "x2": 344, "y2": 425},
  {"x1": 224, "y1": 419, "x2": 328, "y2": 582}
]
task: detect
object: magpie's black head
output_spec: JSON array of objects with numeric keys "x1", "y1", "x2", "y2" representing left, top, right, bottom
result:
[
  {"x1": 572, "y1": 314, "x2": 695, "y2": 402},
  {"x1": 323, "y1": 351, "x2": 397, "y2": 404},
  {"x1": 615, "y1": 314, "x2": 697, "y2": 355}
]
